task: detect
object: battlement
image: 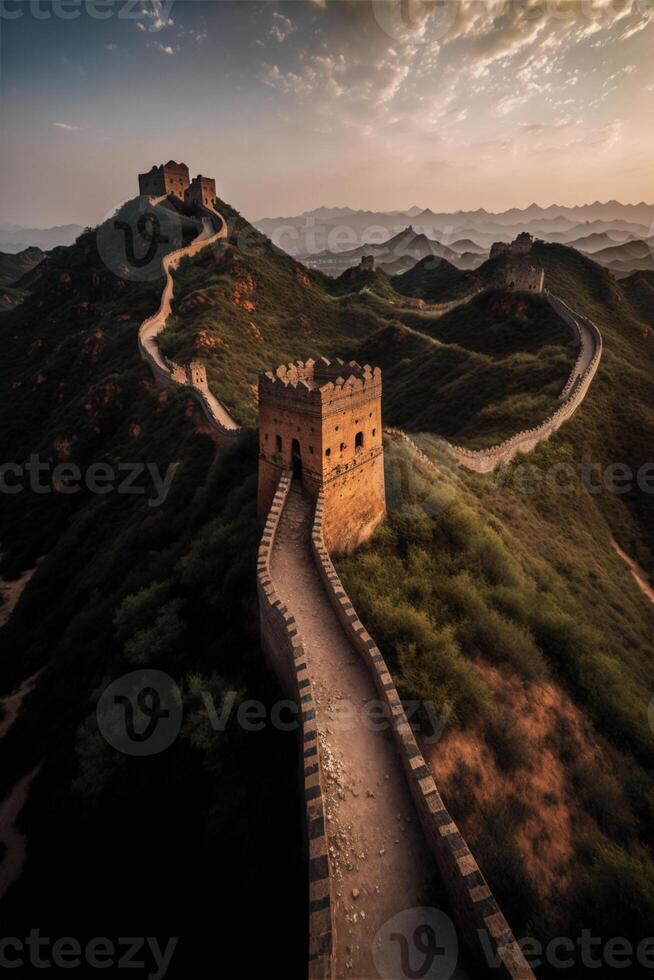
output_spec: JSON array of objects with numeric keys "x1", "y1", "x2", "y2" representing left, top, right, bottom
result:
[
  {"x1": 259, "y1": 357, "x2": 381, "y2": 407},
  {"x1": 138, "y1": 160, "x2": 190, "y2": 200},
  {"x1": 185, "y1": 174, "x2": 217, "y2": 210},
  {"x1": 167, "y1": 358, "x2": 208, "y2": 388},
  {"x1": 490, "y1": 231, "x2": 537, "y2": 259},
  {"x1": 138, "y1": 161, "x2": 217, "y2": 208},
  {"x1": 257, "y1": 355, "x2": 386, "y2": 553}
]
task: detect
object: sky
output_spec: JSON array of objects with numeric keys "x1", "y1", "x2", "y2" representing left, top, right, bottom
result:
[{"x1": 0, "y1": 0, "x2": 653, "y2": 227}]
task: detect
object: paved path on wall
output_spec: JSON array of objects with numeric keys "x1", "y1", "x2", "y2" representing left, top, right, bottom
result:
[
  {"x1": 137, "y1": 200, "x2": 240, "y2": 434},
  {"x1": 271, "y1": 486, "x2": 469, "y2": 979},
  {"x1": 546, "y1": 292, "x2": 596, "y2": 396},
  {"x1": 440, "y1": 291, "x2": 603, "y2": 473}
]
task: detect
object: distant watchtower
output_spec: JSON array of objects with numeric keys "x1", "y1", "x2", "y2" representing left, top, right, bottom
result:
[{"x1": 257, "y1": 358, "x2": 386, "y2": 554}]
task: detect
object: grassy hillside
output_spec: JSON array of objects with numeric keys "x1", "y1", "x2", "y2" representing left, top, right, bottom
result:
[
  {"x1": 159, "y1": 200, "x2": 384, "y2": 425},
  {"x1": 350, "y1": 291, "x2": 575, "y2": 448},
  {"x1": 337, "y1": 434, "x2": 654, "y2": 976},
  {"x1": 0, "y1": 203, "x2": 309, "y2": 978},
  {"x1": 3, "y1": 195, "x2": 651, "y2": 978},
  {"x1": 336, "y1": 242, "x2": 654, "y2": 975},
  {"x1": 0, "y1": 246, "x2": 45, "y2": 287},
  {"x1": 328, "y1": 263, "x2": 397, "y2": 300},
  {"x1": 391, "y1": 255, "x2": 477, "y2": 302},
  {"x1": 620, "y1": 270, "x2": 654, "y2": 325}
]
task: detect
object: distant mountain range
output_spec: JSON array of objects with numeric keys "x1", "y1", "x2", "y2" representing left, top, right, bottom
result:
[
  {"x1": 0, "y1": 222, "x2": 83, "y2": 253},
  {"x1": 254, "y1": 201, "x2": 654, "y2": 278}
]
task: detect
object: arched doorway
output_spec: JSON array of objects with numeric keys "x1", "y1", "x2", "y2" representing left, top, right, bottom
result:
[{"x1": 291, "y1": 438, "x2": 302, "y2": 481}]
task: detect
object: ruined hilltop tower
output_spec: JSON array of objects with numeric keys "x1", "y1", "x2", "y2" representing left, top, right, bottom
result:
[{"x1": 257, "y1": 358, "x2": 386, "y2": 554}]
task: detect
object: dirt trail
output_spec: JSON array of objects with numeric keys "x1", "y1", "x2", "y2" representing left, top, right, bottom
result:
[
  {"x1": 271, "y1": 485, "x2": 467, "y2": 979},
  {"x1": 611, "y1": 538, "x2": 654, "y2": 606}
]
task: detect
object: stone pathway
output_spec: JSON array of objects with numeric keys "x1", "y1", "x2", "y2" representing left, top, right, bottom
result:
[
  {"x1": 137, "y1": 201, "x2": 240, "y2": 434},
  {"x1": 271, "y1": 485, "x2": 469, "y2": 979}
]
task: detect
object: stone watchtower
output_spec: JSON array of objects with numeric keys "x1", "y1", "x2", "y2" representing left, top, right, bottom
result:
[{"x1": 257, "y1": 358, "x2": 386, "y2": 554}]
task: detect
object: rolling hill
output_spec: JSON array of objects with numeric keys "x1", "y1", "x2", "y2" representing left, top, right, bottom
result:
[
  {"x1": 2, "y1": 193, "x2": 654, "y2": 979},
  {"x1": 391, "y1": 255, "x2": 478, "y2": 302},
  {"x1": 337, "y1": 241, "x2": 654, "y2": 972}
]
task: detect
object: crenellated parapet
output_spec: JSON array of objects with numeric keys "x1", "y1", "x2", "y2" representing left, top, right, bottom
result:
[
  {"x1": 259, "y1": 358, "x2": 382, "y2": 410},
  {"x1": 257, "y1": 356, "x2": 386, "y2": 554}
]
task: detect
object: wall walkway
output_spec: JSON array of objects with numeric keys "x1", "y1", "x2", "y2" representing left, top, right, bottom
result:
[
  {"x1": 137, "y1": 198, "x2": 240, "y2": 437},
  {"x1": 446, "y1": 290, "x2": 602, "y2": 472},
  {"x1": 258, "y1": 474, "x2": 534, "y2": 979}
]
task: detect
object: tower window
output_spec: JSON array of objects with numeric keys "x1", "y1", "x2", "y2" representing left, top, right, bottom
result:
[
  {"x1": 325, "y1": 448, "x2": 331, "y2": 457},
  {"x1": 275, "y1": 435, "x2": 282, "y2": 452},
  {"x1": 355, "y1": 431, "x2": 364, "y2": 449},
  {"x1": 372, "y1": 428, "x2": 376, "y2": 437},
  {"x1": 340, "y1": 442, "x2": 345, "y2": 452}
]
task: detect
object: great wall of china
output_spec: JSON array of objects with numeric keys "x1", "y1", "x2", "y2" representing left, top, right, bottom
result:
[
  {"x1": 137, "y1": 199, "x2": 239, "y2": 436},
  {"x1": 131, "y1": 196, "x2": 606, "y2": 978},
  {"x1": 447, "y1": 291, "x2": 603, "y2": 473}
]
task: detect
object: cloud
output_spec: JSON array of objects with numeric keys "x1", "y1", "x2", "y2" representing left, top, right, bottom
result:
[
  {"x1": 52, "y1": 122, "x2": 82, "y2": 132},
  {"x1": 138, "y1": 1, "x2": 174, "y2": 32},
  {"x1": 151, "y1": 42, "x2": 175, "y2": 56},
  {"x1": 270, "y1": 12, "x2": 294, "y2": 43}
]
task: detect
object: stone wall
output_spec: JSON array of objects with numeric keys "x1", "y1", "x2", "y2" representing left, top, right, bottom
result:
[
  {"x1": 257, "y1": 471, "x2": 335, "y2": 979},
  {"x1": 257, "y1": 359, "x2": 386, "y2": 553},
  {"x1": 447, "y1": 291, "x2": 603, "y2": 473},
  {"x1": 137, "y1": 199, "x2": 239, "y2": 438},
  {"x1": 138, "y1": 161, "x2": 190, "y2": 200},
  {"x1": 310, "y1": 493, "x2": 535, "y2": 980},
  {"x1": 185, "y1": 175, "x2": 217, "y2": 210},
  {"x1": 505, "y1": 265, "x2": 544, "y2": 293}
]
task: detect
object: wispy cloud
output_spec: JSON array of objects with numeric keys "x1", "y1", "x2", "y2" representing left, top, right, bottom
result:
[
  {"x1": 52, "y1": 122, "x2": 82, "y2": 132},
  {"x1": 151, "y1": 41, "x2": 176, "y2": 56}
]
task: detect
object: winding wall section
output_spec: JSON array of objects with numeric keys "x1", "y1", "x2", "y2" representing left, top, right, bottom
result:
[
  {"x1": 137, "y1": 198, "x2": 240, "y2": 436},
  {"x1": 257, "y1": 471, "x2": 534, "y2": 978},
  {"x1": 446, "y1": 290, "x2": 602, "y2": 473}
]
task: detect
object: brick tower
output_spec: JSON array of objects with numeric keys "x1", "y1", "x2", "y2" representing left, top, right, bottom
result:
[{"x1": 257, "y1": 357, "x2": 386, "y2": 554}]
